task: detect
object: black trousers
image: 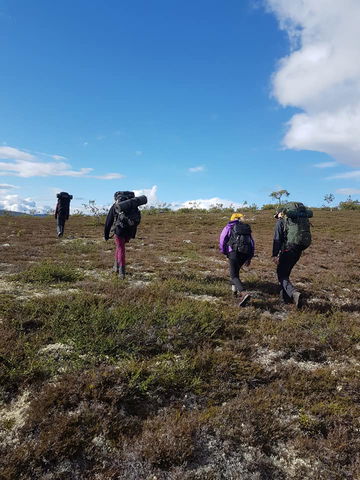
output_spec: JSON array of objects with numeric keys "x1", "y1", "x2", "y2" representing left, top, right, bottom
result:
[
  {"x1": 277, "y1": 249, "x2": 302, "y2": 302},
  {"x1": 56, "y1": 216, "x2": 66, "y2": 237},
  {"x1": 228, "y1": 251, "x2": 251, "y2": 293}
]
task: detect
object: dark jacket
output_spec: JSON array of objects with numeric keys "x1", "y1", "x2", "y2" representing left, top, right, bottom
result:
[
  {"x1": 104, "y1": 204, "x2": 137, "y2": 240},
  {"x1": 55, "y1": 200, "x2": 70, "y2": 220}
]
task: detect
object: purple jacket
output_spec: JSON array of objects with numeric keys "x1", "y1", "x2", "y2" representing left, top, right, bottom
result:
[{"x1": 219, "y1": 220, "x2": 255, "y2": 256}]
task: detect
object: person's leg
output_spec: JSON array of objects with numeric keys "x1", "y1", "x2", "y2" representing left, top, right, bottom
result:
[
  {"x1": 56, "y1": 217, "x2": 61, "y2": 236},
  {"x1": 277, "y1": 250, "x2": 302, "y2": 301},
  {"x1": 113, "y1": 236, "x2": 121, "y2": 272},
  {"x1": 57, "y1": 217, "x2": 65, "y2": 237},
  {"x1": 228, "y1": 251, "x2": 243, "y2": 292},
  {"x1": 114, "y1": 236, "x2": 126, "y2": 278}
]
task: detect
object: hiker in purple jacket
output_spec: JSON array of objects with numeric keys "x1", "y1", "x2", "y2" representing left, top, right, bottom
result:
[{"x1": 219, "y1": 213, "x2": 255, "y2": 306}]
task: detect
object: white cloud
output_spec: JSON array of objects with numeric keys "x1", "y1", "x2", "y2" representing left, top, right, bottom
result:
[
  {"x1": 0, "y1": 194, "x2": 51, "y2": 214},
  {"x1": 188, "y1": 165, "x2": 205, "y2": 173},
  {"x1": 336, "y1": 188, "x2": 360, "y2": 195},
  {"x1": 130, "y1": 186, "x2": 245, "y2": 210},
  {"x1": 129, "y1": 186, "x2": 246, "y2": 210},
  {"x1": 267, "y1": 0, "x2": 360, "y2": 168},
  {"x1": 0, "y1": 183, "x2": 18, "y2": 189},
  {"x1": 328, "y1": 170, "x2": 360, "y2": 180},
  {"x1": 134, "y1": 185, "x2": 159, "y2": 206},
  {"x1": 0, "y1": 145, "x2": 125, "y2": 179},
  {"x1": 0, "y1": 159, "x2": 93, "y2": 177},
  {"x1": 0, "y1": 146, "x2": 35, "y2": 161},
  {"x1": 93, "y1": 173, "x2": 124, "y2": 180},
  {"x1": 175, "y1": 197, "x2": 244, "y2": 210},
  {"x1": 313, "y1": 161, "x2": 338, "y2": 168}
]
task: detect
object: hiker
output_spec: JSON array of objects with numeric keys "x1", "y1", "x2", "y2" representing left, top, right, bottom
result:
[
  {"x1": 272, "y1": 202, "x2": 313, "y2": 308},
  {"x1": 55, "y1": 192, "x2": 72, "y2": 237},
  {"x1": 104, "y1": 191, "x2": 147, "y2": 279},
  {"x1": 219, "y1": 213, "x2": 255, "y2": 306}
]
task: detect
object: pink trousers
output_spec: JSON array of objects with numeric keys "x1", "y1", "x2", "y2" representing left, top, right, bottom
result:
[{"x1": 114, "y1": 235, "x2": 129, "y2": 267}]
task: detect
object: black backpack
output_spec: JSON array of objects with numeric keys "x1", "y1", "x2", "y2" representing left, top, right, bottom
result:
[
  {"x1": 228, "y1": 221, "x2": 253, "y2": 255},
  {"x1": 56, "y1": 192, "x2": 72, "y2": 216},
  {"x1": 112, "y1": 191, "x2": 141, "y2": 236}
]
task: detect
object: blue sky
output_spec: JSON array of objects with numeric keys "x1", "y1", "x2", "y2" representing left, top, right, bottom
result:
[{"x1": 1, "y1": 0, "x2": 360, "y2": 212}]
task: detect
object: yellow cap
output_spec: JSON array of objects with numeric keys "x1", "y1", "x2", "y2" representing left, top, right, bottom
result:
[{"x1": 230, "y1": 213, "x2": 244, "y2": 221}]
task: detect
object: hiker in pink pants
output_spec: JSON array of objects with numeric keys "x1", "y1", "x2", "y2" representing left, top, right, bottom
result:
[{"x1": 104, "y1": 191, "x2": 141, "y2": 279}]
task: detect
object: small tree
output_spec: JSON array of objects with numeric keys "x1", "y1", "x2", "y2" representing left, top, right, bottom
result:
[
  {"x1": 323, "y1": 193, "x2": 335, "y2": 210},
  {"x1": 82, "y1": 200, "x2": 108, "y2": 225},
  {"x1": 269, "y1": 190, "x2": 290, "y2": 205}
]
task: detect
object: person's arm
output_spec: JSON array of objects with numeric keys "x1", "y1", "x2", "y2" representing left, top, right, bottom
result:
[
  {"x1": 272, "y1": 219, "x2": 284, "y2": 257},
  {"x1": 250, "y1": 235, "x2": 255, "y2": 258},
  {"x1": 104, "y1": 205, "x2": 114, "y2": 240},
  {"x1": 55, "y1": 202, "x2": 58, "y2": 219},
  {"x1": 219, "y1": 224, "x2": 231, "y2": 254}
]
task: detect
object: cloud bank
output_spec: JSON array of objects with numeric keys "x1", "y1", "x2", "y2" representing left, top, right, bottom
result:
[
  {"x1": 0, "y1": 194, "x2": 51, "y2": 214},
  {"x1": 266, "y1": 0, "x2": 360, "y2": 168},
  {"x1": 134, "y1": 185, "x2": 159, "y2": 206},
  {"x1": 0, "y1": 146, "x2": 123, "y2": 179},
  {"x1": 133, "y1": 186, "x2": 244, "y2": 210},
  {"x1": 336, "y1": 188, "x2": 360, "y2": 195},
  {"x1": 176, "y1": 197, "x2": 244, "y2": 210}
]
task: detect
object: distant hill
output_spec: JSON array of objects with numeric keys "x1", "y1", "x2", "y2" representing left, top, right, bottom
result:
[
  {"x1": 0, "y1": 210, "x2": 48, "y2": 217},
  {"x1": 0, "y1": 209, "x2": 28, "y2": 216}
]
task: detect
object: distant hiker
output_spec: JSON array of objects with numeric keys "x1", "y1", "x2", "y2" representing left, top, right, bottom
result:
[
  {"x1": 219, "y1": 213, "x2": 255, "y2": 306},
  {"x1": 55, "y1": 192, "x2": 72, "y2": 238},
  {"x1": 104, "y1": 191, "x2": 147, "y2": 279},
  {"x1": 272, "y1": 202, "x2": 313, "y2": 308}
]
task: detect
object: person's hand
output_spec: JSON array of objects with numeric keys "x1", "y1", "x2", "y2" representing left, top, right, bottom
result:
[{"x1": 272, "y1": 256, "x2": 279, "y2": 265}]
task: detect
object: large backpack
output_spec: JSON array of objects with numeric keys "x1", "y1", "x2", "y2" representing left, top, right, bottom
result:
[
  {"x1": 56, "y1": 192, "x2": 72, "y2": 216},
  {"x1": 112, "y1": 191, "x2": 141, "y2": 236},
  {"x1": 282, "y1": 202, "x2": 313, "y2": 250},
  {"x1": 228, "y1": 221, "x2": 253, "y2": 255}
]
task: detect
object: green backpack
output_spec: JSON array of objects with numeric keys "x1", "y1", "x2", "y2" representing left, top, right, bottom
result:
[{"x1": 282, "y1": 202, "x2": 313, "y2": 250}]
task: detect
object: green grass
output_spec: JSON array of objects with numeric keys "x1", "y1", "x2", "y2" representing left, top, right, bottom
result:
[{"x1": 12, "y1": 261, "x2": 83, "y2": 284}]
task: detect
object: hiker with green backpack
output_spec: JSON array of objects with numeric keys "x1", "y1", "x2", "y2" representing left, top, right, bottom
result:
[{"x1": 272, "y1": 202, "x2": 313, "y2": 308}]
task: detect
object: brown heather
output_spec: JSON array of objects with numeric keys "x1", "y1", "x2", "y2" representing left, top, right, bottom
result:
[{"x1": 0, "y1": 209, "x2": 359, "y2": 479}]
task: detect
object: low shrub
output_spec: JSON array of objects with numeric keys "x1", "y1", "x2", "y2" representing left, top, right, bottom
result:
[{"x1": 12, "y1": 262, "x2": 83, "y2": 284}]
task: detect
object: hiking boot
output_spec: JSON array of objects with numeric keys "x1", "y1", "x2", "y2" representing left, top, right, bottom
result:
[
  {"x1": 119, "y1": 265, "x2": 126, "y2": 280},
  {"x1": 293, "y1": 291, "x2": 303, "y2": 309},
  {"x1": 238, "y1": 291, "x2": 251, "y2": 307},
  {"x1": 231, "y1": 285, "x2": 237, "y2": 296},
  {"x1": 112, "y1": 262, "x2": 119, "y2": 273},
  {"x1": 280, "y1": 290, "x2": 292, "y2": 304}
]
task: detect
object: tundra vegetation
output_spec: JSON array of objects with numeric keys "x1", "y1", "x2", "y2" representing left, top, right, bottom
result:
[{"x1": 0, "y1": 209, "x2": 359, "y2": 480}]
